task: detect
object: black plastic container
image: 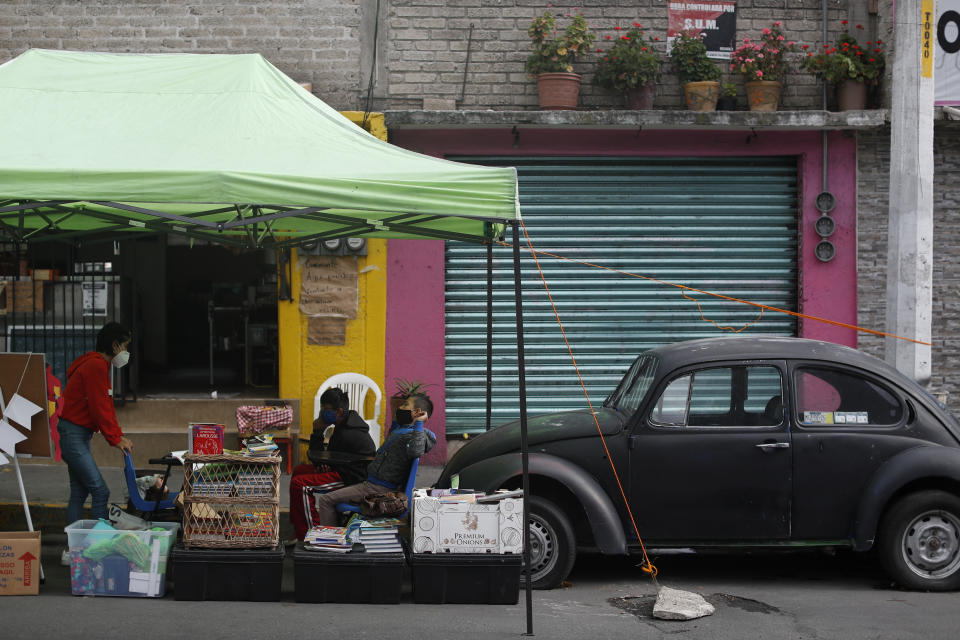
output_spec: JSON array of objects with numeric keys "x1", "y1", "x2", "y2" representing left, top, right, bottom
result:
[
  {"x1": 293, "y1": 545, "x2": 406, "y2": 603},
  {"x1": 410, "y1": 553, "x2": 521, "y2": 604},
  {"x1": 171, "y1": 544, "x2": 284, "y2": 601}
]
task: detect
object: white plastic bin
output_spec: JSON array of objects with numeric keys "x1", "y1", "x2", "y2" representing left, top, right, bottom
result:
[{"x1": 64, "y1": 520, "x2": 180, "y2": 597}]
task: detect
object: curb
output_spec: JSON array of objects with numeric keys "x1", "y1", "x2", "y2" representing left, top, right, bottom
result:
[{"x1": 0, "y1": 500, "x2": 294, "y2": 542}]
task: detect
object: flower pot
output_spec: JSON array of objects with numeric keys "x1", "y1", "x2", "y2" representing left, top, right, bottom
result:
[
  {"x1": 626, "y1": 81, "x2": 657, "y2": 110},
  {"x1": 716, "y1": 96, "x2": 737, "y2": 111},
  {"x1": 536, "y1": 72, "x2": 582, "y2": 110},
  {"x1": 745, "y1": 80, "x2": 782, "y2": 112},
  {"x1": 835, "y1": 79, "x2": 868, "y2": 111},
  {"x1": 682, "y1": 81, "x2": 720, "y2": 112}
]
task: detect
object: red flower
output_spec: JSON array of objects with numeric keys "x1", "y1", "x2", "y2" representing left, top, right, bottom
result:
[
  {"x1": 841, "y1": 19, "x2": 848, "y2": 25},
  {"x1": 613, "y1": 26, "x2": 621, "y2": 30},
  {"x1": 605, "y1": 35, "x2": 611, "y2": 40},
  {"x1": 868, "y1": 58, "x2": 875, "y2": 62},
  {"x1": 807, "y1": 52, "x2": 814, "y2": 57},
  {"x1": 802, "y1": 44, "x2": 809, "y2": 49},
  {"x1": 653, "y1": 36, "x2": 659, "y2": 41},
  {"x1": 856, "y1": 24, "x2": 863, "y2": 29},
  {"x1": 633, "y1": 22, "x2": 642, "y2": 28},
  {"x1": 596, "y1": 48, "x2": 602, "y2": 52},
  {"x1": 621, "y1": 35, "x2": 629, "y2": 40},
  {"x1": 641, "y1": 47, "x2": 647, "y2": 51},
  {"x1": 877, "y1": 39, "x2": 883, "y2": 44},
  {"x1": 874, "y1": 48, "x2": 882, "y2": 53},
  {"x1": 866, "y1": 41, "x2": 872, "y2": 45}
]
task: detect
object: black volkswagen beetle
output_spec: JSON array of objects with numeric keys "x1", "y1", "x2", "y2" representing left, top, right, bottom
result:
[{"x1": 437, "y1": 337, "x2": 960, "y2": 590}]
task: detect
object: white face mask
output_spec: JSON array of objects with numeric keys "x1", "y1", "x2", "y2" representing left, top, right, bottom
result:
[{"x1": 112, "y1": 350, "x2": 130, "y2": 369}]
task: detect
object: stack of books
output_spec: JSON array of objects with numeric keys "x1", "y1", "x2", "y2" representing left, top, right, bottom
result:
[
  {"x1": 347, "y1": 516, "x2": 404, "y2": 554},
  {"x1": 302, "y1": 525, "x2": 352, "y2": 553},
  {"x1": 243, "y1": 433, "x2": 279, "y2": 457}
]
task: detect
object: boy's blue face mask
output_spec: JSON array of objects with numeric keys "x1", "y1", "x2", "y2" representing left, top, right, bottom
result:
[{"x1": 320, "y1": 409, "x2": 338, "y2": 425}]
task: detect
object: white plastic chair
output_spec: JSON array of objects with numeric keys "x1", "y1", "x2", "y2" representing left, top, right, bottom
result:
[{"x1": 314, "y1": 372, "x2": 383, "y2": 445}]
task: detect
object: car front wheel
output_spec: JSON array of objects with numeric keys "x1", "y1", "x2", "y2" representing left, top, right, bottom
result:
[
  {"x1": 878, "y1": 490, "x2": 960, "y2": 591},
  {"x1": 523, "y1": 495, "x2": 577, "y2": 590}
]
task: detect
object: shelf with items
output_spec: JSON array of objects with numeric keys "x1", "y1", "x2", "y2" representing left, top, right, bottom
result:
[{"x1": 182, "y1": 453, "x2": 281, "y2": 549}]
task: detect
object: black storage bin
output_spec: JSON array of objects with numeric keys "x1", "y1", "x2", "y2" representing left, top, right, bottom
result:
[
  {"x1": 171, "y1": 544, "x2": 284, "y2": 601},
  {"x1": 410, "y1": 553, "x2": 521, "y2": 604},
  {"x1": 293, "y1": 545, "x2": 405, "y2": 604}
]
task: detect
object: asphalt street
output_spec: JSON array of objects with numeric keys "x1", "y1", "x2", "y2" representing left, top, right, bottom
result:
[{"x1": 1, "y1": 543, "x2": 958, "y2": 639}]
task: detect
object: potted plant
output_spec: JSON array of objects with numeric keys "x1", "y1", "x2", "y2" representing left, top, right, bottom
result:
[
  {"x1": 800, "y1": 21, "x2": 885, "y2": 110},
  {"x1": 390, "y1": 378, "x2": 433, "y2": 418},
  {"x1": 594, "y1": 22, "x2": 662, "y2": 110},
  {"x1": 526, "y1": 10, "x2": 595, "y2": 110},
  {"x1": 669, "y1": 30, "x2": 722, "y2": 111},
  {"x1": 730, "y1": 21, "x2": 799, "y2": 111},
  {"x1": 717, "y1": 82, "x2": 737, "y2": 111}
]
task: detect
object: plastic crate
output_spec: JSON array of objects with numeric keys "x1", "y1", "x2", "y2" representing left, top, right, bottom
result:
[
  {"x1": 410, "y1": 553, "x2": 521, "y2": 604},
  {"x1": 64, "y1": 520, "x2": 180, "y2": 597},
  {"x1": 170, "y1": 543, "x2": 284, "y2": 601},
  {"x1": 293, "y1": 544, "x2": 406, "y2": 604}
]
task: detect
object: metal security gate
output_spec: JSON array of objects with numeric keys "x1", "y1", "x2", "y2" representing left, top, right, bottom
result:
[{"x1": 444, "y1": 156, "x2": 799, "y2": 435}]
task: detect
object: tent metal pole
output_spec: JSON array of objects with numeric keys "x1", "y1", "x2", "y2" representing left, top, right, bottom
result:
[
  {"x1": 485, "y1": 238, "x2": 493, "y2": 432},
  {"x1": 511, "y1": 221, "x2": 533, "y2": 636}
]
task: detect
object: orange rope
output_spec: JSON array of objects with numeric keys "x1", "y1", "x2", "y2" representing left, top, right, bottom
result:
[
  {"x1": 681, "y1": 290, "x2": 765, "y2": 333},
  {"x1": 518, "y1": 220, "x2": 658, "y2": 580},
  {"x1": 496, "y1": 240, "x2": 930, "y2": 346}
]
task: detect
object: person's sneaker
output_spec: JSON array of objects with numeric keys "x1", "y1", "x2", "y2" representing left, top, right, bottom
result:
[{"x1": 60, "y1": 549, "x2": 71, "y2": 567}]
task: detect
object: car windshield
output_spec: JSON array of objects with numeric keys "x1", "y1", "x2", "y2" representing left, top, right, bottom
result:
[{"x1": 605, "y1": 354, "x2": 659, "y2": 416}]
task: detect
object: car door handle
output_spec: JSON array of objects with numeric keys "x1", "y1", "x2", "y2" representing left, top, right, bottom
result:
[{"x1": 756, "y1": 442, "x2": 790, "y2": 450}]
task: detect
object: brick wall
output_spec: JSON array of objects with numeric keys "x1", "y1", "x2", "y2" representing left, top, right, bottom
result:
[
  {"x1": 857, "y1": 124, "x2": 960, "y2": 406},
  {"x1": 0, "y1": 0, "x2": 367, "y2": 110},
  {"x1": 0, "y1": 1, "x2": 866, "y2": 111},
  {"x1": 386, "y1": 0, "x2": 853, "y2": 111}
]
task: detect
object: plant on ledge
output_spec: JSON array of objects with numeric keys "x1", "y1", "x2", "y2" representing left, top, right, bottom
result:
[
  {"x1": 800, "y1": 21, "x2": 885, "y2": 110},
  {"x1": 526, "y1": 10, "x2": 595, "y2": 110},
  {"x1": 669, "y1": 30, "x2": 721, "y2": 111},
  {"x1": 594, "y1": 22, "x2": 662, "y2": 109},
  {"x1": 730, "y1": 21, "x2": 798, "y2": 111}
]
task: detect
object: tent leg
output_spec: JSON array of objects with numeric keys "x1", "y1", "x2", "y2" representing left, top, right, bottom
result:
[
  {"x1": 511, "y1": 222, "x2": 533, "y2": 636},
  {"x1": 485, "y1": 240, "x2": 493, "y2": 432}
]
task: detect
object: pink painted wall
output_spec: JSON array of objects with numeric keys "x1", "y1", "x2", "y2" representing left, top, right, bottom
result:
[
  {"x1": 386, "y1": 127, "x2": 859, "y2": 457},
  {"x1": 385, "y1": 238, "x2": 447, "y2": 465}
]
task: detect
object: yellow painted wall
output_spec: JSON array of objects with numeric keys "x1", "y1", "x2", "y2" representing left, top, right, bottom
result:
[{"x1": 278, "y1": 112, "x2": 388, "y2": 453}]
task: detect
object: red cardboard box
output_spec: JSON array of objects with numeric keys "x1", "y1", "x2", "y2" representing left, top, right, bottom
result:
[
  {"x1": 189, "y1": 423, "x2": 225, "y2": 455},
  {"x1": 0, "y1": 531, "x2": 41, "y2": 596}
]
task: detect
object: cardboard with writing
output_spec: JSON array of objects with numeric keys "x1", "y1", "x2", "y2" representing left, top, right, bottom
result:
[
  {"x1": 0, "y1": 531, "x2": 41, "y2": 595},
  {"x1": 412, "y1": 490, "x2": 523, "y2": 554},
  {"x1": 299, "y1": 256, "x2": 358, "y2": 319}
]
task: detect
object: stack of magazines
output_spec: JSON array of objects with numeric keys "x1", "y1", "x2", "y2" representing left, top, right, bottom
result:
[
  {"x1": 302, "y1": 525, "x2": 352, "y2": 553},
  {"x1": 243, "y1": 433, "x2": 278, "y2": 457}
]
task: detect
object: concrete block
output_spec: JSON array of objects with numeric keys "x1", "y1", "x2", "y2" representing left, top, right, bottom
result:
[
  {"x1": 653, "y1": 587, "x2": 716, "y2": 621},
  {"x1": 423, "y1": 98, "x2": 457, "y2": 110}
]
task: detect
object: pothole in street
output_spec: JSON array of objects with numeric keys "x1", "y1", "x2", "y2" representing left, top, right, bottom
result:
[{"x1": 609, "y1": 592, "x2": 781, "y2": 621}]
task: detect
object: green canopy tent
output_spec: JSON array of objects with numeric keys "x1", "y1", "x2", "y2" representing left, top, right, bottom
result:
[{"x1": 0, "y1": 49, "x2": 535, "y2": 629}]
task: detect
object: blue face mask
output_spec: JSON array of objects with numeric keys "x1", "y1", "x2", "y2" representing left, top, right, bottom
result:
[{"x1": 320, "y1": 409, "x2": 338, "y2": 425}]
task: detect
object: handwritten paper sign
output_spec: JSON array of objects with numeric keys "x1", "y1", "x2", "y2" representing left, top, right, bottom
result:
[
  {"x1": 299, "y1": 257, "x2": 358, "y2": 319},
  {"x1": 307, "y1": 317, "x2": 347, "y2": 346}
]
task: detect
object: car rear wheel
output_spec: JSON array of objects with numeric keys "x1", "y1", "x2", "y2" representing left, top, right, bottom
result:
[
  {"x1": 878, "y1": 490, "x2": 960, "y2": 591},
  {"x1": 523, "y1": 495, "x2": 577, "y2": 590}
]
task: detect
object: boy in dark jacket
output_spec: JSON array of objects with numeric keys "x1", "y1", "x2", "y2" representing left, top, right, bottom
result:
[
  {"x1": 312, "y1": 393, "x2": 436, "y2": 526},
  {"x1": 288, "y1": 387, "x2": 376, "y2": 540}
]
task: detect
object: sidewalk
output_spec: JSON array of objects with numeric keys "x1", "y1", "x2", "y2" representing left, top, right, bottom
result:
[{"x1": 0, "y1": 461, "x2": 441, "y2": 540}]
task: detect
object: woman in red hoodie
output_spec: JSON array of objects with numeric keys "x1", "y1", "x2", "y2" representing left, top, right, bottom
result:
[{"x1": 59, "y1": 322, "x2": 134, "y2": 527}]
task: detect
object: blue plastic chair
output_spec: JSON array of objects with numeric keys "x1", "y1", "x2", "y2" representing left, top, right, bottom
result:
[
  {"x1": 123, "y1": 452, "x2": 179, "y2": 513},
  {"x1": 335, "y1": 457, "x2": 420, "y2": 520}
]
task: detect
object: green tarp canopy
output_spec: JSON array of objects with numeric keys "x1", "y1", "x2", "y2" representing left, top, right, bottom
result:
[{"x1": 0, "y1": 49, "x2": 519, "y2": 247}]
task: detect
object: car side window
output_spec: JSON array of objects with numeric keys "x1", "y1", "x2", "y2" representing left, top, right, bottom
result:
[
  {"x1": 650, "y1": 365, "x2": 783, "y2": 428},
  {"x1": 794, "y1": 366, "x2": 904, "y2": 427}
]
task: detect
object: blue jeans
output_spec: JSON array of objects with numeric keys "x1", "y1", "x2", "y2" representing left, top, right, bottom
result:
[{"x1": 58, "y1": 419, "x2": 110, "y2": 523}]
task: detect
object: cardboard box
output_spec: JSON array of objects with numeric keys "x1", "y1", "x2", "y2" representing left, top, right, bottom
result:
[
  {"x1": 411, "y1": 491, "x2": 523, "y2": 555},
  {"x1": 189, "y1": 423, "x2": 225, "y2": 454},
  {"x1": 0, "y1": 531, "x2": 41, "y2": 596}
]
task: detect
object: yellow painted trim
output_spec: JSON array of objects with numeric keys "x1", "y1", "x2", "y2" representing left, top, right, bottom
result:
[{"x1": 277, "y1": 112, "x2": 389, "y2": 455}]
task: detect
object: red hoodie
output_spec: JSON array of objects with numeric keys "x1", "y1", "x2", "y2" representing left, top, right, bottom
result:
[{"x1": 61, "y1": 351, "x2": 124, "y2": 445}]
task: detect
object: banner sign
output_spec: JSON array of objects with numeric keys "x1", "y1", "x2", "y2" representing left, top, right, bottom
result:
[
  {"x1": 937, "y1": 0, "x2": 960, "y2": 104},
  {"x1": 667, "y1": 1, "x2": 737, "y2": 59}
]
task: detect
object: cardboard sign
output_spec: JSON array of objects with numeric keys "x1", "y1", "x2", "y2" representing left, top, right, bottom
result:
[
  {"x1": 412, "y1": 492, "x2": 523, "y2": 554},
  {"x1": 299, "y1": 256, "x2": 358, "y2": 319},
  {"x1": 667, "y1": 1, "x2": 738, "y2": 59},
  {"x1": 307, "y1": 317, "x2": 347, "y2": 346},
  {"x1": 189, "y1": 423, "x2": 225, "y2": 455},
  {"x1": 0, "y1": 531, "x2": 41, "y2": 596}
]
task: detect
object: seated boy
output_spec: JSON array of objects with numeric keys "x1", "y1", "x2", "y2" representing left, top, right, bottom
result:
[
  {"x1": 288, "y1": 387, "x2": 376, "y2": 541},
  {"x1": 312, "y1": 392, "x2": 436, "y2": 526}
]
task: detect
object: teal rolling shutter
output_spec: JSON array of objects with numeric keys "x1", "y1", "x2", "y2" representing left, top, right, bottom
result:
[{"x1": 445, "y1": 156, "x2": 798, "y2": 435}]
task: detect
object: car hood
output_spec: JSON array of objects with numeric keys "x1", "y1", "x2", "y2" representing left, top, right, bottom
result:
[{"x1": 441, "y1": 407, "x2": 627, "y2": 480}]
